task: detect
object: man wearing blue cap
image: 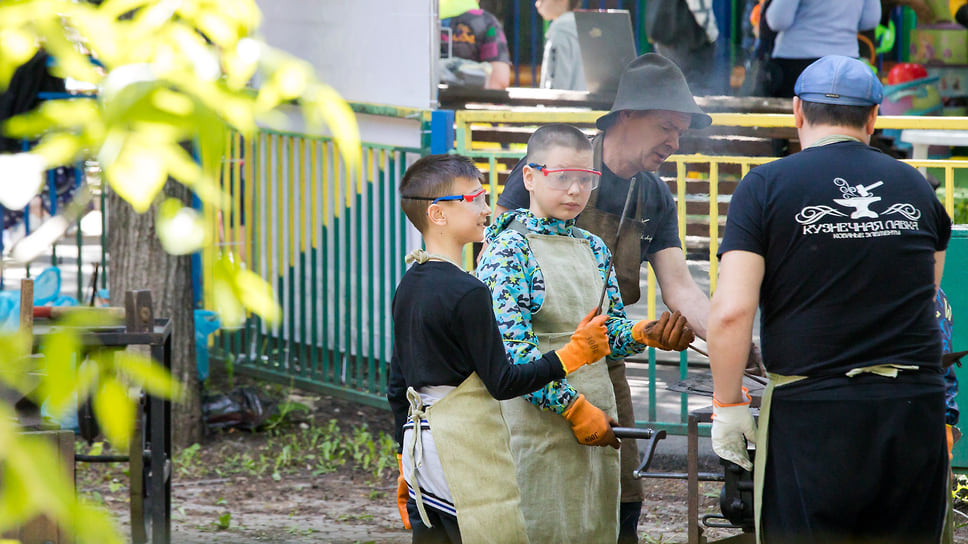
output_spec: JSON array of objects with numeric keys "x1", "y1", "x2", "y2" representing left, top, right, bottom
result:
[{"x1": 707, "y1": 55, "x2": 951, "y2": 542}]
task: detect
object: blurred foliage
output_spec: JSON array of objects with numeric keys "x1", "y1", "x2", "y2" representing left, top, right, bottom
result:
[
  {"x1": 939, "y1": 186, "x2": 968, "y2": 224},
  {"x1": 1, "y1": 0, "x2": 361, "y2": 322},
  {"x1": 0, "y1": 0, "x2": 360, "y2": 540},
  {"x1": 0, "y1": 314, "x2": 179, "y2": 542}
]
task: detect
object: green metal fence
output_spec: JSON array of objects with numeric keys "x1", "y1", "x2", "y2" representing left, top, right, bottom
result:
[{"x1": 210, "y1": 125, "x2": 423, "y2": 408}]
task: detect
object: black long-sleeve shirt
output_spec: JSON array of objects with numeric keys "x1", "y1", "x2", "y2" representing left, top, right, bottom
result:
[{"x1": 387, "y1": 261, "x2": 565, "y2": 449}]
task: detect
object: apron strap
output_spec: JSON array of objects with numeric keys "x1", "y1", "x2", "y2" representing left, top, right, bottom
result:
[
  {"x1": 406, "y1": 387, "x2": 434, "y2": 528},
  {"x1": 753, "y1": 372, "x2": 806, "y2": 544},
  {"x1": 404, "y1": 248, "x2": 465, "y2": 270},
  {"x1": 845, "y1": 363, "x2": 919, "y2": 378}
]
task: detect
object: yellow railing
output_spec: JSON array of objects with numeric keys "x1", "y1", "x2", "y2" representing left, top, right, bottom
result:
[
  {"x1": 456, "y1": 110, "x2": 967, "y2": 299},
  {"x1": 455, "y1": 110, "x2": 968, "y2": 143}
]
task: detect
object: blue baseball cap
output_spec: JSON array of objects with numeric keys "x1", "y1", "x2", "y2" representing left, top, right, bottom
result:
[{"x1": 794, "y1": 55, "x2": 883, "y2": 106}]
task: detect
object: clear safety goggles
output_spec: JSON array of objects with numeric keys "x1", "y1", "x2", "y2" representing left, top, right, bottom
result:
[{"x1": 528, "y1": 163, "x2": 601, "y2": 191}]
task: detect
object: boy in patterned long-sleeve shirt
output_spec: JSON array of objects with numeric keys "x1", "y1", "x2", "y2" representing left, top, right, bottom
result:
[
  {"x1": 476, "y1": 124, "x2": 694, "y2": 543},
  {"x1": 387, "y1": 154, "x2": 613, "y2": 544}
]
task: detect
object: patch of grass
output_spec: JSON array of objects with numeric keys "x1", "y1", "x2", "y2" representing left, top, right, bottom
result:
[
  {"x1": 368, "y1": 489, "x2": 385, "y2": 500},
  {"x1": 215, "y1": 511, "x2": 232, "y2": 530},
  {"x1": 174, "y1": 443, "x2": 203, "y2": 478},
  {"x1": 171, "y1": 419, "x2": 397, "y2": 482},
  {"x1": 286, "y1": 526, "x2": 318, "y2": 536}
]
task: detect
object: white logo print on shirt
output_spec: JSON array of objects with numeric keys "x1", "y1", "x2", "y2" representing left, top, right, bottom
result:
[{"x1": 794, "y1": 177, "x2": 922, "y2": 239}]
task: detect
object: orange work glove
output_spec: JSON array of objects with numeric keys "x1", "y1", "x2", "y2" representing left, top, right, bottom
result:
[
  {"x1": 396, "y1": 453, "x2": 411, "y2": 530},
  {"x1": 556, "y1": 308, "x2": 611, "y2": 374},
  {"x1": 947, "y1": 424, "x2": 955, "y2": 461},
  {"x1": 562, "y1": 394, "x2": 621, "y2": 449},
  {"x1": 632, "y1": 310, "x2": 695, "y2": 351}
]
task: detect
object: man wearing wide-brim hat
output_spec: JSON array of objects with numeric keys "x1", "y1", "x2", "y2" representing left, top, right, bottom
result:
[
  {"x1": 496, "y1": 53, "x2": 739, "y2": 544},
  {"x1": 708, "y1": 55, "x2": 951, "y2": 543}
]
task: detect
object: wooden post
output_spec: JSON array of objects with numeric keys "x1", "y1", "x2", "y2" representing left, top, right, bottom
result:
[
  {"x1": 1, "y1": 431, "x2": 75, "y2": 544},
  {"x1": 125, "y1": 290, "x2": 154, "y2": 333},
  {"x1": 20, "y1": 278, "x2": 33, "y2": 337}
]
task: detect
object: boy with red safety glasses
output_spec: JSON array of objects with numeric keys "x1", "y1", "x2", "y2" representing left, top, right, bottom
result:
[
  {"x1": 387, "y1": 153, "x2": 612, "y2": 543},
  {"x1": 476, "y1": 124, "x2": 694, "y2": 543}
]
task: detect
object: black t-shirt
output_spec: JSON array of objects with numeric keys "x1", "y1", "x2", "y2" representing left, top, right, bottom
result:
[
  {"x1": 498, "y1": 156, "x2": 682, "y2": 263},
  {"x1": 386, "y1": 261, "x2": 564, "y2": 448},
  {"x1": 719, "y1": 140, "x2": 952, "y2": 376}
]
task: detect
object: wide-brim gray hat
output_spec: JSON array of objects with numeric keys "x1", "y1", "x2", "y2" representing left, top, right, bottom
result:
[{"x1": 596, "y1": 53, "x2": 712, "y2": 130}]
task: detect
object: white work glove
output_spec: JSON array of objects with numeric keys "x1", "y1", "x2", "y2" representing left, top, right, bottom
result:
[{"x1": 711, "y1": 387, "x2": 756, "y2": 472}]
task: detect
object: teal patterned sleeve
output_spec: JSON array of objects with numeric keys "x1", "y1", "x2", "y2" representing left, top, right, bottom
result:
[{"x1": 476, "y1": 231, "x2": 579, "y2": 415}]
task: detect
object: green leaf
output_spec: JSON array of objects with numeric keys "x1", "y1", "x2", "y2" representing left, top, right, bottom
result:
[
  {"x1": 58, "y1": 308, "x2": 122, "y2": 330},
  {"x1": 92, "y1": 378, "x2": 135, "y2": 453},
  {"x1": 235, "y1": 267, "x2": 281, "y2": 324},
  {"x1": 104, "y1": 139, "x2": 168, "y2": 213},
  {"x1": 212, "y1": 254, "x2": 281, "y2": 326},
  {"x1": 213, "y1": 257, "x2": 246, "y2": 328},
  {"x1": 157, "y1": 198, "x2": 207, "y2": 255},
  {"x1": 36, "y1": 16, "x2": 103, "y2": 86},
  {"x1": 159, "y1": 142, "x2": 224, "y2": 205},
  {"x1": 71, "y1": 500, "x2": 126, "y2": 544},
  {"x1": 304, "y1": 84, "x2": 361, "y2": 170},
  {"x1": 0, "y1": 462, "x2": 35, "y2": 533},
  {"x1": 152, "y1": 88, "x2": 195, "y2": 117},
  {"x1": 0, "y1": 27, "x2": 38, "y2": 91},
  {"x1": 38, "y1": 328, "x2": 79, "y2": 416},
  {"x1": 114, "y1": 350, "x2": 183, "y2": 401},
  {"x1": 0, "y1": 332, "x2": 31, "y2": 389},
  {"x1": 99, "y1": 0, "x2": 152, "y2": 20},
  {"x1": 31, "y1": 133, "x2": 83, "y2": 168},
  {"x1": 195, "y1": 112, "x2": 228, "y2": 180}
]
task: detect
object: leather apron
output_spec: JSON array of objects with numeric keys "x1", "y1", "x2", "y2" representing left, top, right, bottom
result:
[
  {"x1": 499, "y1": 227, "x2": 620, "y2": 543},
  {"x1": 407, "y1": 372, "x2": 531, "y2": 544},
  {"x1": 575, "y1": 134, "x2": 647, "y2": 306}
]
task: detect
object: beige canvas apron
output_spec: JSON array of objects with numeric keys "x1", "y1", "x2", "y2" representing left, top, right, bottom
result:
[
  {"x1": 500, "y1": 228, "x2": 620, "y2": 543},
  {"x1": 406, "y1": 372, "x2": 530, "y2": 544}
]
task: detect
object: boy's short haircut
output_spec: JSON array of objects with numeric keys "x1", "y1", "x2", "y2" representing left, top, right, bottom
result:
[
  {"x1": 526, "y1": 124, "x2": 592, "y2": 164},
  {"x1": 400, "y1": 154, "x2": 482, "y2": 232}
]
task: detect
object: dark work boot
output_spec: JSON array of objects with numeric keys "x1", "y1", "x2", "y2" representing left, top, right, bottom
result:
[{"x1": 618, "y1": 501, "x2": 642, "y2": 544}]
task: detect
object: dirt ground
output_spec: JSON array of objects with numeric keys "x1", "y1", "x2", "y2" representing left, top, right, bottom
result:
[{"x1": 75, "y1": 375, "x2": 968, "y2": 544}]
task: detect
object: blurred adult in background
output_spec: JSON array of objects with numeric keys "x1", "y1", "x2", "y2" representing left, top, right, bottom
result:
[
  {"x1": 536, "y1": 0, "x2": 586, "y2": 91},
  {"x1": 955, "y1": 0, "x2": 968, "y2": 26},
  {"x1": 765, "y1": 0, "x2": 880, "y2": 97},
  {"x1": 646, "y1": 0, "x2": 724, "y2": 96},
  {"x1": 440, "y1": 0, "x2": 513, "y2": 89}
]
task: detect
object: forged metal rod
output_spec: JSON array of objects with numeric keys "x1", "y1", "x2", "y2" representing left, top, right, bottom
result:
[{"x1": 688, "y1": 343, "x2": 708, "y2": 357}]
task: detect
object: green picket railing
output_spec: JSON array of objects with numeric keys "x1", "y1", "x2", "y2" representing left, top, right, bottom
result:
[{"x1": 210, "y1": 124, "x2": 423, "y2": 408}]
